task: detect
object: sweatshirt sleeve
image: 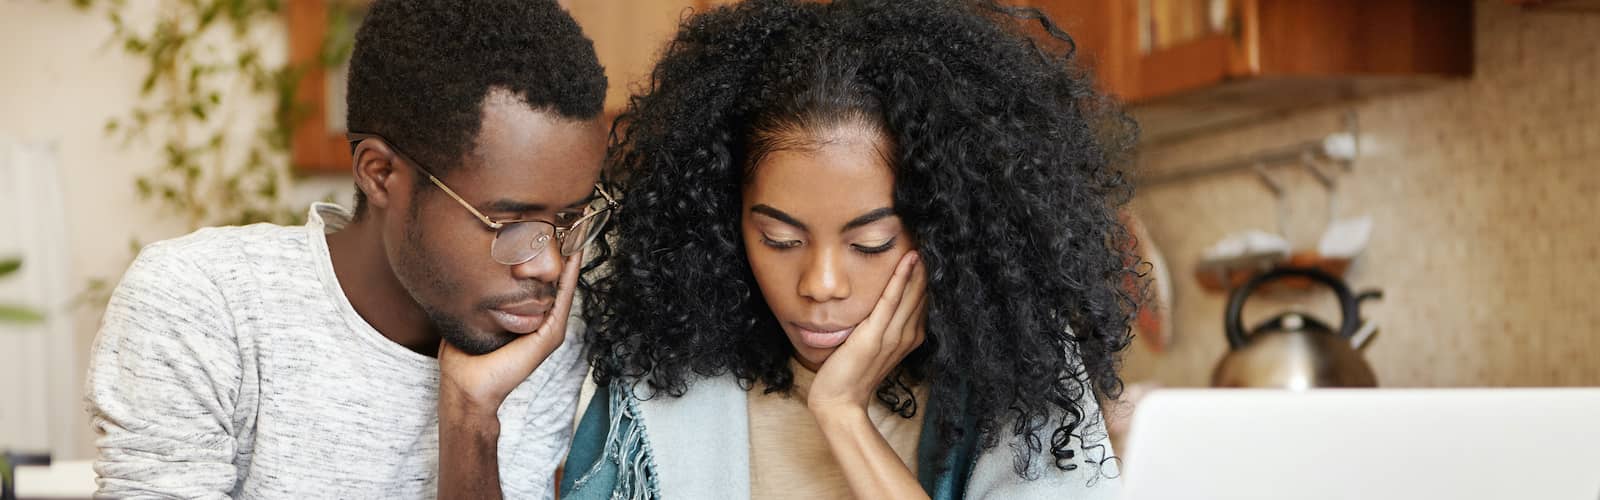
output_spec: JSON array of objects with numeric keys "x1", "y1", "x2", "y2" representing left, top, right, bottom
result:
[{"x1": 85, "y1": 241, "x2": 243, "y2": 499}]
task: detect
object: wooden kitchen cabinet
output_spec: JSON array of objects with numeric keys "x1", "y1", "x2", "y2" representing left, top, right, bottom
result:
[
  {"x1": 285, "y1": 0, "x2": 1480, "y2": 170},
  {"x1": 1011, "y1": 0, "x2": 1140, "y2": 98},
  {"x1": 562, "y1": 0, "x2": 739, "y2": 119},
  {"x1": 1509, "y1": 0, "x2": 1600, "y2": 10},
  {"x1": 1024, "y1": 0, "x2": 1473, "y2": 142}
]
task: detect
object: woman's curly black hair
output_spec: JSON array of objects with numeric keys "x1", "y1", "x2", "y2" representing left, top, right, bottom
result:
[{"x1": 583, "y1": 0, "x2": 1141, "y2": 477}]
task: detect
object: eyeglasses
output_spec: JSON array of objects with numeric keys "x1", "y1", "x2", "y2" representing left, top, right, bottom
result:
[{"x1": 348, "y1": 132, "x2": 618, "y2": 265}]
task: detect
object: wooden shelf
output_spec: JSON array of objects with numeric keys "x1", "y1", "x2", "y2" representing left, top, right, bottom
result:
[{"x1": 1197, "y1": 251, "x2": 1353, "y2": 293}]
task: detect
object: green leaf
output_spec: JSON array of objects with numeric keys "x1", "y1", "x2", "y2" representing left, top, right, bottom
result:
[
  {"x1": 0, "y1": 258, "x2": 20, "y2": 277},
  {"x1": 74, "y1": 278, "x2": 115, "y2": 310},
  {"x1": 199, "y1": 1, "x2": 221, "y2": 27},
  {"x1": 188, "y1": 66, "x2": 203, "y2": 93},
  {"x1": 163, "y1": 143, "x2": 179, "y2": 163},
  {"x1": 123, "y1": 36, "x2": 147, "y2": 54},
  {"x1": 237, "y1": 48, "x2": 259, "y2": 70},
  {"x1": 83, "y1": 279, "x2": 108, "y2": 294},
  {"x1": 139, "y1": 70, "x2": 158, "y2": 94},
  {"x1": 0, "y1": 305, "x2": 45, "y2": 324}
]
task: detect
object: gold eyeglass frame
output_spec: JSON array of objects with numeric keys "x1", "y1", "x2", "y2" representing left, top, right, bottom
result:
[{"x1": 348, "y1": 131, "x2": 618, "y2": 263}]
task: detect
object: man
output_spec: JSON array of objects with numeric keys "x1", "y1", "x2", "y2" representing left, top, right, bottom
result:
[{"x1": 85, "y1": 1, "x2": 610, "y2": 497}]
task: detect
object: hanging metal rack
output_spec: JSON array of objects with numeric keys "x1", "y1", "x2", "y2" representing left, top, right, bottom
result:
[{"x1": 1137, "y1": 111, "x2": 1361, "y2": 188}]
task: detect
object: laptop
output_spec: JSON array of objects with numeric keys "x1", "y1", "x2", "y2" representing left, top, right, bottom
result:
[{"x1": 1119, "y1": 388, "x2": 1600, "y2": 500}]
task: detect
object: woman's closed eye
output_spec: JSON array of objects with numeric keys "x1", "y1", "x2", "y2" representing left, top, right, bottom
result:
[
  {"x1": 851, "y1": 237, "x2": 897, "y2": 255},
  {"x1": 760, "y1": 234, "x2": 803, "y2": 249}
]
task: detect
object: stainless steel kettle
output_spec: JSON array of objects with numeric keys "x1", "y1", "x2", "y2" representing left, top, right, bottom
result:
[{"x1": 1211, "y1": 267, "x2": 1379, "y2": 389}]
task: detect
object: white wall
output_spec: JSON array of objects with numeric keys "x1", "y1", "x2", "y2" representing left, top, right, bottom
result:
[
  {"x1": 0, "y1": 0, "x2": 350, "y2": 459},
  {"x1": 0, "y1": 139, "x2": 80, "y2": 458}
]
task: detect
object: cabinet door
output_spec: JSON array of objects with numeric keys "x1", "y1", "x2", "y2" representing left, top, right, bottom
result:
[
  {"x1": 1133, "y1": 0, "x2": 1256, "y2": 101},
  {"x1": 1024, "y1": 0, "x2": 1139, "y2": 99},
  {"x1": 561, "y1": 0, "x2": 707, "y2": 117},
  {"x1": 1026, "y1": 0, "x2": 1250, "y2": 101}
]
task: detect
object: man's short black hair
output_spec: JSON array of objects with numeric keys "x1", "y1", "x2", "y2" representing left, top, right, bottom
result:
[{"x1": 346, "y1": 0, "x2": 607, "y2": 213}]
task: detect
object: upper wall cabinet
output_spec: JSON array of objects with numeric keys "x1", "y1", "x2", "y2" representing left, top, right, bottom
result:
[
  {"x1": 1025, "y1": 0, "x2": 1473, "y2": 143},
  {"x1": 561, "y1": 0, "x2": 739, "y2": 119},
  {"x1": 1509, "y1": 0, "x2": 1600, "y2": 11}
]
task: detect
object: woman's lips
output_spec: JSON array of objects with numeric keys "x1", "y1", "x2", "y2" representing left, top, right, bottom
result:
[{"x1": 793, "y1": 322, "x2": 855, "y2": 349}]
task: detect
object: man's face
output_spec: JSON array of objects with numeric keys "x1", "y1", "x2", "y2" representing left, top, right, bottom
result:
[{"x1": 386, "y1": 90, "x2": 606, "y2": 355}]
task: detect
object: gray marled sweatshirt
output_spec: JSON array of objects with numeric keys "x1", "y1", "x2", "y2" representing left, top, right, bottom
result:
[{"x1": 85, "y1": 203, "x2": 587, "y2": 499}]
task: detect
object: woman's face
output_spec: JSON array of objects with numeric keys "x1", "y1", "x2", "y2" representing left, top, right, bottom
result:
[{"x1": 741, "y1": 124, "x2": 913, "y2": 372}]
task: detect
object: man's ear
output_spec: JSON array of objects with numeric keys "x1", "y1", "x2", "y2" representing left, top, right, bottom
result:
[{"x1": 352, "y1": 139, "x2": 405, "y2": 212}]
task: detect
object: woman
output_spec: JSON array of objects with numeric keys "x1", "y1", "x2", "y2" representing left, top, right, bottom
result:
[{"x1": 565, "y1": 0, "x2": 1140, "y2": 498}]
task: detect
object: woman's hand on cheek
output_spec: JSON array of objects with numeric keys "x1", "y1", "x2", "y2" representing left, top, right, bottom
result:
[{"x1": 806, "y1": 251, "x2": 927, "y2": 418}]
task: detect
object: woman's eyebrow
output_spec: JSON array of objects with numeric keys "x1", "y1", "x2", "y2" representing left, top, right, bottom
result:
[
  {"x1": 841, "y1": 207, "x2": 895, "y2": 232},
  {"x1": 751, "y1": 204, "x2": 807, "y2": 231}
]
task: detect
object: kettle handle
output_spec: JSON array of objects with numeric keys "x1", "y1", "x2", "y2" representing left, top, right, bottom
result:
[{"x1": 1223, "y1": 267, "x2": 1361, "y2": 348}]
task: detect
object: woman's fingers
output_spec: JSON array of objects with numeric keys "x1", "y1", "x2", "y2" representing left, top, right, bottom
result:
[
  {"x1": 848, "y1": 251, "x2": 920, "y2": 352},
  {"x1": 539, "y1": 249, "x2": 585, "y2": 336},
  {"x1": 881, "y1": 253, "x2": 925, "y2": 355}
]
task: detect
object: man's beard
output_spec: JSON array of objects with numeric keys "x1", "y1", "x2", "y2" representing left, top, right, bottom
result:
[
  {"x1": 425, "y1": 281, "x2": 561, "y2": 354},
  {"x1": 420, "y1": 304, "x2": 515, "y2": 355}
]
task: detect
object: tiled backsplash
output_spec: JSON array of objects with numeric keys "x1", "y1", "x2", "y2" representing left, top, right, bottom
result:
[{"x1": 1121, "y1": 0, "x2": 1600, "y2": 388}]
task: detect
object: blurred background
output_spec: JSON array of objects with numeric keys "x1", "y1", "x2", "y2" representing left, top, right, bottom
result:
[{"x1": 1, "y1": 0, "x2": 1596, "y2": 474}]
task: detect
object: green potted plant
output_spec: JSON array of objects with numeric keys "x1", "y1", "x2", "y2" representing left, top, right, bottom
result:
[
  {"x1": 0, "y1": 258, "x2": 46, "y2": 500},
  {"x1": 0, "y1": 258, "x2": 43, "y2": 324}
]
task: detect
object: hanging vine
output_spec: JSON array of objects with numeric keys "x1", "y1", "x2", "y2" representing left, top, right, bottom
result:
[{"x1": 68, "y1": 0, "x2": 358, "y2": 301}]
